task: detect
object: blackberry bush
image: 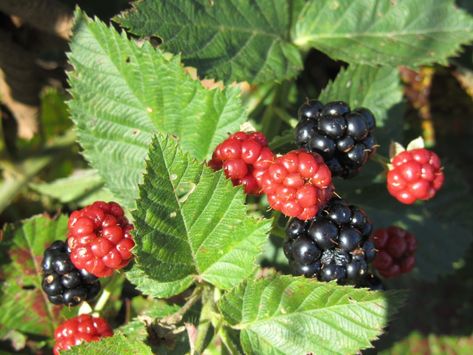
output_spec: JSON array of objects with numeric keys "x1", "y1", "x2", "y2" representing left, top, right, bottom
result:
[{"x1": 0, "y1": 1, "x2": 472, "y2": 354}]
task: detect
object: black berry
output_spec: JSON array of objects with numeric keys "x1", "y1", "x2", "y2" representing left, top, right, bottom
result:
[
  {"x1": 357, "y1": 273, "x2": 385, "y2": 291},
  {"x1": 298, "y1": 100, "x2": 324, "y2": 120},
  {"x1": 296, "y1": 100, "x2": 376, "y2": 178},
  {"x1": 292, "y1": 237, "x2": 321, "y2": 265},
  {"x1": 41, "y1": 241, "x2": 101, "y2": 307},
  {"x1": 285, "y1": 198, "x2": 376, "y2": 285},
  {"x1": 286, "y1": 219, "x2": 306, "y2": 239}
]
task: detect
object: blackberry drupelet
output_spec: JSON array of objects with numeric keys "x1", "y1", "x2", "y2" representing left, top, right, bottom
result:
[
  {"x1": 41, "y1": 241, "x2": 101, "y2": 306},
  {"x1": 283, "y1": 197, "x2": 376, "y2": 284},
  {"x1": 295, "y1": 100, "x2": 377, "y2": 178}
]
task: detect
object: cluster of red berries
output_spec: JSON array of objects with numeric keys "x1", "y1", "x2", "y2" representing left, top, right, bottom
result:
[
  {"x1": 371, "y1": 226, "x2": 416, "y2": 278},
  {"x1": 387, "y1": 148, "x2": 444, "y2": 204},
  {"x1": 53, "y1": 315, "x2": 113, "y2": 354},
  {"x1": 68, "y1": 201, "x2": 135, "y2": 278},
  {"x1": 258, "y1": 150, "x2": 333, "y2": 220},
  {"x1": 209, "y1": 131, "x2": 273, "y2": 194},
  {"x1": 209, "y1": 131, "x2": 333, "y2": 220}
]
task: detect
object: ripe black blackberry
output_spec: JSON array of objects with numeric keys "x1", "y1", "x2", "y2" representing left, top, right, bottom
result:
[
  {"x1": 41, "y1": 241, "x2": 101, "y2": 306},
  {"x1": 284, "y1": 198, "x2": 376, "y2": 284},
  {"x1": 295, "y1": 100, "x2": 377, "y2": 178},
  {"x1": 357, "y1": 273, "x2": 385, "y2": 291}
]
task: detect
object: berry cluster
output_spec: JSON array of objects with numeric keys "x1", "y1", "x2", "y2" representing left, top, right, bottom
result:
[
  {"x1": 371, "y1": 226, "x2": 416, "y2": 278},
  {"x1": 387, "y1": 148, "x2": 444, "y2": 204},
  {"x1": 284, "y1": 198, "x2": 376, "y2": 283},
  {"x1": 295, "y1": 100, "x2": 377, "y2": 178},
  {"x1": 41, "y1": 241, "x2": 101, "y2": 306},
  {"x1": 258, "y1": 150, "x2": 333, "y2": 220},
  {"x1": 209, "y1": 131, "x2": 273, "y2": 194},
  {"x1": 53, "y1": 314, "x2": 113, "y2": 355},
  {"x1": 67, "y1": 201, "x2": 135, "y2": 277}
]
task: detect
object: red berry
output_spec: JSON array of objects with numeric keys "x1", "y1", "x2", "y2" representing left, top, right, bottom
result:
[
  {"x1": 67, "y1": 201, "x2": 134, "y2": 277},
  {"x1": 257, "y1": 150, "x2": 333, "y2": 220},
  {"x1": 387, "y1": 148, "x2": 444, "y2": 204},
  {"x1": 53, "y1": 314, "x2": 113, "y2": 355},
  {"x1": 209, "y1": 131, "x2": 272, "y2": 195},
  {"x1": 371, "y1": 226, "x2": 416, "y2": 278}
]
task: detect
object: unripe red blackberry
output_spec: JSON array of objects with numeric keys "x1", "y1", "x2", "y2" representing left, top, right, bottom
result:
[
  {"x1": 209, "y1": 131, "x2": 273, "y2": 195},
  {"x1": 371, "y1": 226, "x2": 416, "y2": 278},
  {"x1": 256, "y1": 150, "x2": 333, "y2": 220},
  {"x1": 67, "y1": 201, "x2": 134, "y2": 278},
  {"x1": 53, "y1": 314, "x2": 113, "y2": 354},
  {"x1": 387, "y1": 143, "x2": 444, "y2": 204}
]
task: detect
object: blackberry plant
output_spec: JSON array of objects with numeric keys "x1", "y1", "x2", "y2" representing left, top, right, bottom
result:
[{"x1": 0, "y1": 1, "x2": 472, "y2": 354}]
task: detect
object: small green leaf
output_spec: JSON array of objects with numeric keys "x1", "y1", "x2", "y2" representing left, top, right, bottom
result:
[
  {"x1": 30, "y1": 169, "x2": 113, "y2": 206},
  {"x1": 64, "y1": 332, "x2": 152, "y2": 354},
  {"x1": 116, "y1": 0, "x2": 303, "y2": 84},
  {"x1": 0, "y1": 215, "x2": 74, "y2": 338},
  {"x1": 128, "y1": 134, "x2": 271, "y2": 298},
  {"x1": 219, "y1": 275, "x2": 404, "y2": 355},
  {"x1": 318, "y1": 65, "x2": 403, "y2": 126},
  {"x1": 68, "y1": 12, "x2": 247, "y2": 208},
  {"x1": 293, "y1": 0, "x2": 473, "y2": 67}
]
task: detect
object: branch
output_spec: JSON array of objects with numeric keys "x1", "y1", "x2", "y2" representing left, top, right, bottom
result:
[{"x1": 160, "y1": 287, "x2": 203, "y2": 325}]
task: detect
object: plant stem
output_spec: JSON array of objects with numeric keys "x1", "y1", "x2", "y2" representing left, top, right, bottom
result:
[
  {"x1": 161, "y1": 287, "x2": 202, "y2": 325},
  {"x1": 219, "y1": 326, "x2": 242, "y2": 354},
  {"x1": 193, "y1": 286, "x2": 216, "y2": 354}
]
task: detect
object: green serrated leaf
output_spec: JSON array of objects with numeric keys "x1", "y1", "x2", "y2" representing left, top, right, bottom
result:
[
  {"x1": 116, "y1": 0, "x2": 303, "y2": 84},
  {"x1": 30, "y1": 169, "x2": 113, "y2": 206},
  {"x1": 219, "y1": 275, "x2": 404, "y2": 355},
  {"x1": 318, "y1": 65, "x2": 403, "y2": 126},
  {"x1": 68, "y1": 11, "x2": 247, "y2": 208},
  {"x1": 0, "y1": 215, "x2": 74, "y2": 338},
  {"x1": 128, "y1": 134, "x2": 271, "y2": 298},
  {"x1": 64, "y1": 332, "x2": 152, "y2": 354},
  {"x1": 292, "y1": 0, "x2": 473, "y2": 67}
]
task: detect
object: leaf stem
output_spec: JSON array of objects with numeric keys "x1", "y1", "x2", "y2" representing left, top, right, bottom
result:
[
  {"x1": 161, "y1": 286, "x2": 203, "y2": 325},
  {"x1": 194, "y1": 286, "x2": 222, "y2": 354}
]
